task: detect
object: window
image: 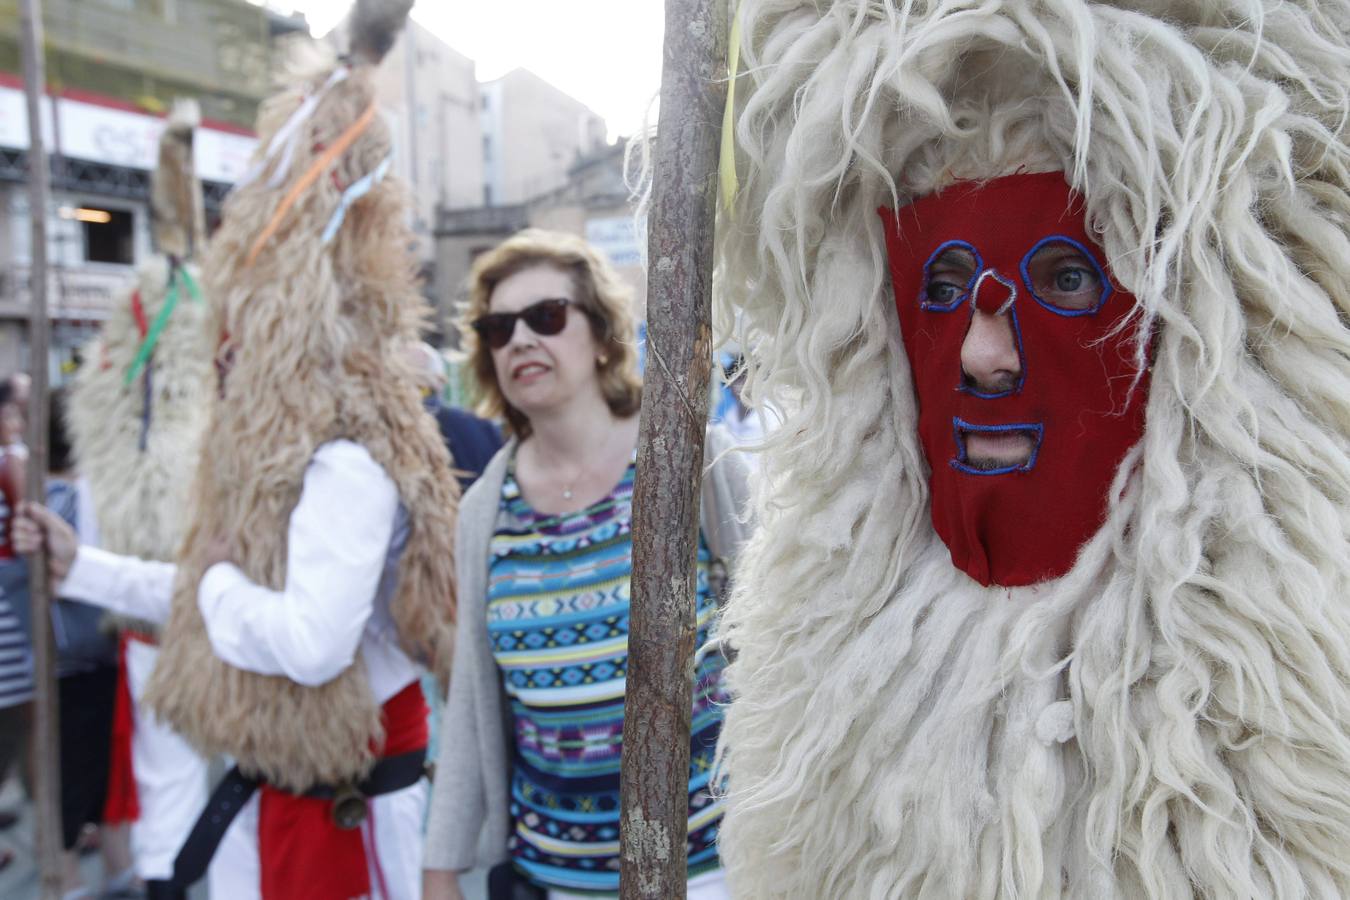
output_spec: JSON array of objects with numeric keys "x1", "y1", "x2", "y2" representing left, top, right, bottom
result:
[{"x1": 81, "y1": 207, "x2": 134, "y2": 265}]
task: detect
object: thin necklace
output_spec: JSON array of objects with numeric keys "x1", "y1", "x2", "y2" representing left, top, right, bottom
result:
[{"x1": 553, "y1": 458, "x2": 588, "y2": 501}]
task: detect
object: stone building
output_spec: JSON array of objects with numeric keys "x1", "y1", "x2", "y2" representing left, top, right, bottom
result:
[
  {"x1": 325, "y1": 16, "x2": 484, "y2": 263},
  {"x1": 434, "y1": 141, "x2": 641, "y2": 344},
  {"x1": 0, "y1": 0, "x2": 301, "y2": 372},
  {"x1": 480, "y1": 68, "x2": 608, "y2": 207}
]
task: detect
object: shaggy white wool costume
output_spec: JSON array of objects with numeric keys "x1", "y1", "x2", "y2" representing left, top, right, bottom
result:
[
  {"x1": 715, "y1": 1, "x2": 1350, "y2": 897},
  {"x1": 70, "y1": 254, "x2": 212, "y2": 567},
  {"x1": 67, "y1": 99, "x2": 213, "y2": 882},
  {"x1": 70, "y1": 100, "x2": 213, "y2": 569}
]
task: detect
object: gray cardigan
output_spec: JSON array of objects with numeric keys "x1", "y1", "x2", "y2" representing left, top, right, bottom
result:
[{"x1": 423, "y1": 426, "x2": 752, "y2": 871}]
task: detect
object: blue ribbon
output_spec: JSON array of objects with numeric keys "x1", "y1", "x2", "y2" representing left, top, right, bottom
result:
[{"x1": 321, "y1": 154, "x2": 393, "y2": 246}]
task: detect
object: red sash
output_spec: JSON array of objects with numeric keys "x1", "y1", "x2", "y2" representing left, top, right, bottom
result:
[
  {"x1": 257, "y1": 681, "x2": 428, "y2": 900},
  {"x1": 102, "y1": 632, "x2": 154, "y2": 824}
]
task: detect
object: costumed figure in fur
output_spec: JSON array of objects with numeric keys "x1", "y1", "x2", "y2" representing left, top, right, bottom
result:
[
  {"x1": 16, "y1": 1, "x2": 460, "y2": 897},
  {"x1": 67, "y1": 97, "x2": 214, "y2": 894},
  {"x1": 714, "y1": 1, "x2": 1350, "y2": 897}
]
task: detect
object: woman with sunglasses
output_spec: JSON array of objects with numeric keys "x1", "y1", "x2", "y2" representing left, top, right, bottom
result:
[{"x1": 423, "y1": 229, "x2": 748, "y2": 900}]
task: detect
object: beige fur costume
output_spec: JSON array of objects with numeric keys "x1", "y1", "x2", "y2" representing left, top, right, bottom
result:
[
  {"x1": 69, "y1": 100, "x2": 213, "y2": 584},
  {"x1": 142, "y1": 0, "x2": 459, "y2": 792},
  {"x1": 715, "y1": 1, "x2": 1350, "y2": 897}
]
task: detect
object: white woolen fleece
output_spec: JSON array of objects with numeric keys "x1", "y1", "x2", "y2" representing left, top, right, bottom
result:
[
  {"x1": 69, "y1": 254, "x2": 214, "y2": 563},
  {"x1": 712, "y1": 1, "x2": 1350, "y2": 897}
]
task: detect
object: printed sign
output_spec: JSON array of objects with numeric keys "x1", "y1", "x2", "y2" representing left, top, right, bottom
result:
[
  {"x1": 0, "y1": 85, "x2": 257, "y2": 184},
  {"x1": 585, "y1": 216, "x2": 642, "y2": 268}
]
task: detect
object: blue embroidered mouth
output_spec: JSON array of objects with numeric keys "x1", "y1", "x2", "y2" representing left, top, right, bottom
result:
[{"x1": 950, "y1": 417, "x2": 1044, "y2": 475}]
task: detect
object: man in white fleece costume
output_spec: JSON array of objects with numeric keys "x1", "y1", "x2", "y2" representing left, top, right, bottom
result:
[{"x1": 714, "y1": 1, "x2": 1350, "y2": 897}]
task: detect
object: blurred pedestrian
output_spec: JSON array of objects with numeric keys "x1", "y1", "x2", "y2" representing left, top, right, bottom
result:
[
  {"x1": 407, "y1": 341, "x2": 504, "y2": 492},
  {"x1": 67, "y1": 98, "x2": 214, "y2": 900},
  {"x1": 422, "y1": 230, "x2": 750, "y2": 900},
  {"x1": 0, "y1": 377, "x2": 29, "y2": 875},
  {"x1": 0, "y1": 377, "x2": 31, "y2": 861},
  {"x1": 13, "y1": 2, "x2": 460, "y2": 896},
  {"x1": 1, "y1": 373, "x2": 29, "y2": 461},
  {"x1": 43, "y1": 387, "x2": 137, "y2": 898}
]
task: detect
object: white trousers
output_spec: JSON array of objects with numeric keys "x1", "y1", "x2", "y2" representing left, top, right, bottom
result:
[
  {"x1": 124, "y1": 638, "x2": 210, "y2": 881},
  {"x1": 208, "y1": 779, "x2": 428, "y2": 900}
]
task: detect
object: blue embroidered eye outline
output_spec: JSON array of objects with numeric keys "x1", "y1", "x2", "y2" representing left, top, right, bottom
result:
[
  {"x1": 919, "y1": 240, "x2": 982, "y2": 312},
  {"x1": 958, "y1": 272, "x2": 1026, "y2": 398},
  {"x1": 950, "y1": 417, "x2": 1044, "y2": 476},
  {"x1": 1019, "y1": 235, "x2": 1113, "y2": 317}
]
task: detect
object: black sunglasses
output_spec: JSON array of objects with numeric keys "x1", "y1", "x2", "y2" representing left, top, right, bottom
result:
[{"x1": 472, "y1": 297, "x2": 575, "y2": 350}]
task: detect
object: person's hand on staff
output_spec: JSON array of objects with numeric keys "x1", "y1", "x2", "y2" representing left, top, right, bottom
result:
[{"x1": 12, "y1": 500, "x2": 78, "y2": 584}]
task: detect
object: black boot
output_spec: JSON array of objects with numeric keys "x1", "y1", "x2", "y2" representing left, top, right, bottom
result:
[{"x1": 143, "y1": 880, "x2": 188, "y2": 900}]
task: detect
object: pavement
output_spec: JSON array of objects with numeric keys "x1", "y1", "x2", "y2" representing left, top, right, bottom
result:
[
  {"x1": 0, "y1": 775, "x2": 104, "y2": 900},
  {"x1": 0, "y1": 775, "x2": 488, "y2": 900}
]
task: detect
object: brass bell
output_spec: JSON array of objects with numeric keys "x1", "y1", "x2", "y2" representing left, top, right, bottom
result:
[{"x1": 330, "y1": 784, "x2": 368, "y2": 830}]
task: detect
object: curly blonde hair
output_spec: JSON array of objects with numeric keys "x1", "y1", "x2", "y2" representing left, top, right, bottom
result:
[{"x1": 463, "y1": 228, "x2": 642, "y2": 438}]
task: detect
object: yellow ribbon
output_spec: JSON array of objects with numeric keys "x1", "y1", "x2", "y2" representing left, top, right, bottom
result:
[
  {"x1": 719, "y1": 0, "x2": 744, "y2": 216},
  {"x1": 245, "y1": 99, "x2": 380, "y2": 268}
]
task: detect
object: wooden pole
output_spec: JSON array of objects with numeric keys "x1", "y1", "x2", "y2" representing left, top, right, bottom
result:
[
  {"x1": 18, "y1": 0, "x2": 61, "y2": 895},
  {"x1": 618, "y1": 0, "x2": 728, "y2": 896}
]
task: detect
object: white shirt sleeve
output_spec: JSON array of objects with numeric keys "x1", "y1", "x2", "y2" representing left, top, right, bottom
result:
[
  {"x1": 75, "y1": 477, "x2": 101, "y2": 548},
  {"x1": 60, "y1": 546, "x2": 176, "y2": 625},
  {"x1": 194, "y1": 440, "x2": 399, "y2": 687}
]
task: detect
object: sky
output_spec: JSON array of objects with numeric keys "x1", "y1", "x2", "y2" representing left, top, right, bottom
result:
[{"x1": 282, "y1": 0, "x2": 666, "y2": 141}]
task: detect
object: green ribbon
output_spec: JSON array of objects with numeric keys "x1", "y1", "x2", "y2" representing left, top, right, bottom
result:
[
  {"x1": 719, "y1": 0, "x2": 744, "y2": 216},
  {"x1": 123, "y1": 264, "x2": 202, "y2": 386}
]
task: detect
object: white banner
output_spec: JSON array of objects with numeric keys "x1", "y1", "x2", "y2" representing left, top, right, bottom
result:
[
  {"x1": 585, "y1": 215, "x2": 642, "y2": 268},
  {"x1": 0, "y1": 85, "x2": 257, "y2": 184}
]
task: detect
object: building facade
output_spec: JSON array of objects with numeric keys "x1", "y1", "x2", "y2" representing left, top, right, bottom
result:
[
  {"x1": 435, "y1": 141, "x2": 643, "y2": 346},
  {"x1": 327, "y1": 17, "x2": 485, "y2": 264},
  {"x1": 480, "y1": 68, "x2": 608, "y2": 208},
  {"x1": 0, "y1": 0, "x2": 300, "y2": 373}
]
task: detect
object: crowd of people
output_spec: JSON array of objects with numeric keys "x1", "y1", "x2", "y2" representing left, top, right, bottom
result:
[
  {"x1": 3, "y1": 0, "x2": 1348, "y2": 898},
  {"x1": 0, "y1": 222, "x2": 745, "y2": 900}
]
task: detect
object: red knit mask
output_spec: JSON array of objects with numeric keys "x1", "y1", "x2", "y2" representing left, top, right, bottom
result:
[{"x1": 879, "y1": 172, "x2": 1149, "y2": 586}]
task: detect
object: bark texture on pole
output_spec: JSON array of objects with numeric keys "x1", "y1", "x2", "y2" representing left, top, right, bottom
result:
[
  {"x1": 618, "y1": 0, "x2": 728, "y2": 897},
  {"x1": 18, "y1": 0, "x2": 60, "y2": 895}
]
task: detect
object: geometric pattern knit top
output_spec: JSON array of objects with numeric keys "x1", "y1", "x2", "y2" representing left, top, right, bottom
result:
[{"x1": 487, "y1": 455, "x2": 725, "y2": 894}]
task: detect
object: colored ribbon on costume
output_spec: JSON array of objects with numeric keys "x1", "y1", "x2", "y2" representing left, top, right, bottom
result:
[
  {"x1": 102, "y1": 633, "x2": 149, "y2": 825},
  {"x1": 320, "y1": 152, "x2": 393, "y2": 245},
  {"x1": 719, "y1": 0, "x2": 744, "y2": 215},
  {"x1": 139, "y1": 356, "x2": 153, "y2": 451},
  {"x1": 130, "y1": 289, "x2": 149, "y2": 338},
  {"x1": 124, "y1": 263, "x2": 203, "y2": 386},
  {"x1": 131, "y1": 288, "x2": 154, "y2": 449},
  {"x1": 244, "y1": 99, "x2": 380, "y2": 268},
  {"x1": 234, "y1": 67, "x2": 351, "y2": 193}
]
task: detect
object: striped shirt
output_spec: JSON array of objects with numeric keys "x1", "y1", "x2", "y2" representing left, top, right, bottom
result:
[
  {"x1": 487, "y1": 457, "x2": 724, "y2": 894},
  {"x1": 0, "y1": 449, "x2": 32, "y2": 708},
  {"x1": 0, "y1": 577, "x2": 33, "y2": 708}
]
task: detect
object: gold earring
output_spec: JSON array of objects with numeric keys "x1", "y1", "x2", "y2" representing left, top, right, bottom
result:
[{"x1": 597, "y1": 355, "x2": 609, "y2": 366}]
